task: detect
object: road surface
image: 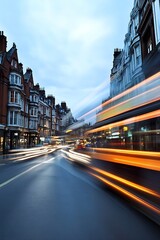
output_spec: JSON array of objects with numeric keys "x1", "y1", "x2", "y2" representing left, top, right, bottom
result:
[{"x1": 0, "y1": 149, "x2": 160, "y2": 240}]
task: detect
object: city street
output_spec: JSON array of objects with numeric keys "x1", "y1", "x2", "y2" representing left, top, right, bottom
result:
[{"x1": 0, "y1": 150, "x2": 160, "y2": 240}]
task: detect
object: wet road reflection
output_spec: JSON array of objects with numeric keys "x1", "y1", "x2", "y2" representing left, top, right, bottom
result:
[{"x1": 0, "y1": 150, "x2": 160, "y2": 240}]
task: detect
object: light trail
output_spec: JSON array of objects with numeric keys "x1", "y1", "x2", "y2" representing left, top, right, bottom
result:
[
  {"x1": 89, "y1": 166, "x2": 160, "y2": 198},
  {"x1": 61, "y1": 149, "x2": 91, "y2": 164},
  {"x1": 90, "y1": 172, "x2": 160, "y2": 215},
  {"x1": 87, "y1": 151, "x2": 160, "y2": 171}
]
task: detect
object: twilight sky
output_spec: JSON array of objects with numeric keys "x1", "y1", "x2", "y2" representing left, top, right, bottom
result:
[{"x1": 0, "y1": 0, "x2": 133, "y2": 118}]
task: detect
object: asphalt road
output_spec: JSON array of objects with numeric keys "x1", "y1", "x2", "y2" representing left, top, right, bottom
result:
[{"x1": 0, "y1": 150, "x2": 160, "y2": 240}]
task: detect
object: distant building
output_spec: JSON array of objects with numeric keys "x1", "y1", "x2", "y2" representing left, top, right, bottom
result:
[{"x1": 58, "y1": 102, "x2": 74, "y2": 136}]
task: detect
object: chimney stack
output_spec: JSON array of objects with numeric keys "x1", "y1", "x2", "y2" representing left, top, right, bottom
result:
[{"x1": 0, "y1": 31, "x2": 7, "y2": 53}]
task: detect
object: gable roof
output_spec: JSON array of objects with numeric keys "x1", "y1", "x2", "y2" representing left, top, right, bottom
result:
[
  {"x1": 6, "y1": 43, "x2": 18, "y2": 62},
  {"x1": 24, "y1": 68, "x2": 34, "y2": 86}
]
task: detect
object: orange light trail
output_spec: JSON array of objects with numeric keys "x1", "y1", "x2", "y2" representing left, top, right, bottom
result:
[
  {"x1": 91, "y1": 148, "x2": 160, "y2": 158},
  {"x1": 86, "y1": 110, "x2": 160, "y2": 134},
  {"x1": 89, "y1": 166, "x2": 160, "y2": 198},
  {"x1": 87, "y1": 150, "x2": 160, "y2": 171},
  {"x1": 90, "y1": 172, "x2": 160, "y2": 215}
]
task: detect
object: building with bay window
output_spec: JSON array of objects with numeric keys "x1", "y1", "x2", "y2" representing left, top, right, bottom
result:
[
  {"x1": 0, "y1": 31, "x2": 72, "y2": 154},
  {"x1": 95, "y1": 0, "x2": 160, "y2": 151},
  {"x1": 110, "y1": 0, "x2": 145, "y2": 99},
  {"x1": 110, "y1": 0, "x2": 160, "y2": 98}
]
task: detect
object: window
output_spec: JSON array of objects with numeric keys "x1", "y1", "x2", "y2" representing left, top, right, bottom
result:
[
  {"x1": 147, "y1": 37, "x2": 152, "y2": 53},
  {"x1": 34, "y1": 108, "x2": 37, "y2": 115},
  {"x1": 9, "y1": 111, "x2": 19, "y2": 125},
  {"x1": 9, "y1": 91, "x2": 20, "y2": 103},
  {"x1": 10, "y1": 111, "x2": 13, "y2": 124},
  {"x1": 31, "y1": 108, "x2": 34, "y2": 116},
  {"x1": 131, "y1": 54, "x2": 135, "y2": 72},
  {"x1": 30, "y1": 107, "x2": 37, "y2": 116},
  {"x1": 29, "y1": 119, "x2": 37, "y2": 129},
  {"x1": 15, "y1": 92, "x2": 18, "y2": 103},
  {"x1": 25, "y1": 103, "x2": 28, "y2": 113},
  {"x1": 25, "y1": 117, "x2": 29, "y2": 128},
  {"x1": 135, "y1": 45, "x2": 141, "y2": 66},
  {"x1": 15, "y1": 75, "x2": 18, "y2": 84},
  {"x1": 21, "y1": 98, "x2": 24, "y2": 111},
  {"x1": 10, "y1": 91, "x2": 14, "y2": 102},
  {"x1": 30, "y1": 95, "x2": 38, "y2": 103},
  {"x1": 10, "y1": 75, "x2": 14, "y2": 84},
  {"x1": 39, "y1": 119, "x2": 42, "y2": 126},
  {"x1": 11, "y1": 59, "x2": 18, "y2": 68},
  {"x1": 9, "y1": 73, "x2": 21, "y2": 86},
  {"x1": 34, "y1": 95, "x2": 38, "y2": 102},
  {"x1": 21, "y1": 116, "x2": 24, "y2": 127},
  {"x1": 142, "y1": 26, "x2": 154, "y2": 59},
  {"x1": 14, "y1": 112, "x2": 18, "y2": 125}
]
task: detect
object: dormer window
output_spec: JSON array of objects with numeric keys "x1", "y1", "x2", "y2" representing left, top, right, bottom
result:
[{"x1": 11, "y1": 59, "x2": 17, "y2": 68}]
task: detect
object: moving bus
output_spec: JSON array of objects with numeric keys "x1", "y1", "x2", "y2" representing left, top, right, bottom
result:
[
  {"x1": 85, "y1": 71, "x2": 160, "y2": 152},
  {"x1": 80, "y1": 72, "x2": 160, "y2": 225}
]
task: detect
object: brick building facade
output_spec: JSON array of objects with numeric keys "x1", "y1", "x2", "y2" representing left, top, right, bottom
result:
[{"x1": 0, "y1": 31, "x2": 73, "y2": 154}]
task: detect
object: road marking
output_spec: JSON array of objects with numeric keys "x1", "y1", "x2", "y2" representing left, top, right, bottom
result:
[
  {"x1": 0, "y1": 157, "x2": 55, "y2": 189},
  {"x1": 43, "y1": 158, "x2": 55, "y2": 163}
]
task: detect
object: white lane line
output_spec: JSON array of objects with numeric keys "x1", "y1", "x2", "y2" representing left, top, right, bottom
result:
[
  {"x1": 0, "y1": 157, "x2": 55, "y2": 189},
  {"x1": 43, "y1": 158, "x2": 55, "y2": 163}
]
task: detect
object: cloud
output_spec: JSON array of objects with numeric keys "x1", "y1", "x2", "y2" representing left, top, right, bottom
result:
[
  {"x1": 19, "y1": 0, "x2": 114, "y2": 92},
  {"x1": 0, "y1": 0, "x2": 134, "y2": 117}
]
